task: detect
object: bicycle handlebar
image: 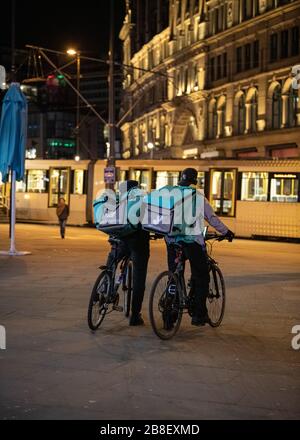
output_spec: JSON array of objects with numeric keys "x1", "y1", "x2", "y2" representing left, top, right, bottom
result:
[{"x1": 205, "y1": 233, "x2": 233, "y2": 242}]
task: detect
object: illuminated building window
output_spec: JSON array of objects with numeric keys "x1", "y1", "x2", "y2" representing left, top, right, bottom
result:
[{"x1": 241, "y1": 172, "x2": 268, "y2": 201}]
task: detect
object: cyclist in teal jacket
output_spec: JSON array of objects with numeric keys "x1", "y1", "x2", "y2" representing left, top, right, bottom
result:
[{"x1": 166, "y1": 168, "x2": 234, "y2": 326}]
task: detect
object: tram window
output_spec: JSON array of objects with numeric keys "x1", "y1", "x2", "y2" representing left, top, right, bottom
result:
[
  {"x1": 241, "y1": 172, "x2": 268, "y2": 201},
  {"x1": 130, "y1": 169, "x2": 151, "y2": 191},
  {"x1": 16, "y1": 179, "x2": 26, "y2": 193},
  {"x1": 210, "y1": 169, "x2": 236, "y2": 216},
  {"x1": 27, "y1": 170, "x2": 47, "y2": 193},
  {"x1": 155, "y1": 171, "x2": 179, "y2": 188},
  {"x1": 73, "y1": 170, "x2": 84, "y2": 195},
  {"x1": 270, "y1": 176, "x2": 299, "y2": 202},
  {"x1": 49, "y1": 168, "x2": 70, "y2": 207}
]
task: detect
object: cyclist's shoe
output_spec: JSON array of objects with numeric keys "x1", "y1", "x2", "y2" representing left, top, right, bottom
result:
[
  {"x1": 191, "y1": 314, "x2": 210, "y2": 327},
  {"x1": 129, "y1": 313, "x2": 144, "y2": 326}
]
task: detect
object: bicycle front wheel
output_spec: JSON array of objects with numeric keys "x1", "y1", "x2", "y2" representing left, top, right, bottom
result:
[
  {"x1": 149, "y1": 271, "x2": 183, "y2": 340},
  {"x1": 87, "y1": 271, "x2": 111, "y2": 331},
  {"x1": 207, "y1": 264, "x2": 225, "y2": 327}
]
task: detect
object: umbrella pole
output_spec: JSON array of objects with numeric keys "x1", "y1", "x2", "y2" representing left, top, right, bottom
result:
[
  {"x1": 0, "y1": 170, "x2": 31, "y2": 257},
  {"x1": 9, "y1": 170, "x2": 17, "y2": 254}
]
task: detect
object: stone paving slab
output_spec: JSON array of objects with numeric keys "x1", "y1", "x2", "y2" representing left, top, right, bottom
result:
[{"x1": 0, "y1": 224, "x2": 299, "y2": 420}]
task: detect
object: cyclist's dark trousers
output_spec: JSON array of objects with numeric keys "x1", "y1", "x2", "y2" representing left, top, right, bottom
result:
[
  {"x1": 123, "y1": 230, "x2": 150, "y2": 317},
  {"x1": 106, "y1": 240, "x2": 129, "y2": 268},
  {"x1": 167, "y1": 242, "x2": 209, "y2": 318}
]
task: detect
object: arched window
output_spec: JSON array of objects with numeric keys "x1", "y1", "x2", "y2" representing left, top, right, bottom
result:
[
  {"x1": 287, "y1": 87, "x2": 297, "y2": 128},
  {"x1": 282, "y1": 78, "x2": 298, "y2": 128},
  {"x1": 272, "y1": 85, "x2": 282, "y2": 129},
  {"x1": 217, "y1": 95, "x2": 226, "y2": 138},
  {"x1": 208, "y1": 99, "x2": 217, "y2": 139},
  {"x1": 245, "y1": 88, "x2": 258, "y2": 133},
  {"x1": 235, "y1": 93, "x2": 246, "y2": 135}
]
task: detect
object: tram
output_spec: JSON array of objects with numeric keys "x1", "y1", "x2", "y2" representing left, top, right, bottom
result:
[{"x1": 0, "y1": 158, "x2": 299, "y2": 239}]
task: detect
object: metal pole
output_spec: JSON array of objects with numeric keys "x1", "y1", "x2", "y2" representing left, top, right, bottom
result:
[
  {"x1": 108, "y1": 0, "x2": 115, "y2": 166},
  {"x1": 9, "y1": 170, "x2": 16, "y2": 254},
  {"x1": 9, "y1": 0, "x2": 16, "y2": 239},
  {"x1": 76, "y1": 52, "x2": 80, "y2": 157},
  {"x1": 11, "y1": 0, "x2": 16, "y2": 82}
]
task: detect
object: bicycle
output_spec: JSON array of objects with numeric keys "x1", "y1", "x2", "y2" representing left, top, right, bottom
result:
[
  {"x1": 87, "y1": 237, "x2": 133, "y2": 331},
  {"x1": 149, "y1": 230, "x2": 231, "y2": 340}
]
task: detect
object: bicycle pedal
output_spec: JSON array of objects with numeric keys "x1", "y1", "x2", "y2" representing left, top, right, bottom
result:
[{"x1": 113, "y1": 305, "x2": 123, "y2": 312}]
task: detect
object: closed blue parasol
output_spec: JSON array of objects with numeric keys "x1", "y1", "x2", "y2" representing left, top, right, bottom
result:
[
  {"x1": 0, "y1": 83, "x2": 27, "y2": 182},
  {"x1": 0, "y1": 83, "x2": 30, "y2": 256}
]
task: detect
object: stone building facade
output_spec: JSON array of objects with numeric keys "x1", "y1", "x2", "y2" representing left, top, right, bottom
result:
[{"x1": 119, "y1": 0, "x2": 300, "y2": 160}]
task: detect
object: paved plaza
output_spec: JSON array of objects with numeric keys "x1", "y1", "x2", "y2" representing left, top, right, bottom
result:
[{"x1": 0, "y1": 223, "x2": 299, "y2": 420}]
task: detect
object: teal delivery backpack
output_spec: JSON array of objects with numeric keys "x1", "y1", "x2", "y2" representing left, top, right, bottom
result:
[
  {"x1": 93, "y1": 188, "x2": 142, "y2": 237},
  {"x1": 141, "y1": 185, "x2": 204, "y2": 237}
]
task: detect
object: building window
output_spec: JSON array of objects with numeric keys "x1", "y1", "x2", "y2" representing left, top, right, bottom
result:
[
  {"x1": 270, "y1": 33, "x2": 278, "y2": 63},
  {"x1": 237, "y1": 94, "x2": 246, "y2": 135},
  {"x1": 253, "y1": 40, "x2": 259, "y2": 68},
  {"x1": 287, "y1": 87, "x2": 298, "y2": 128},
  {"x1": 270, "y1": 174, "x2": 299, "y2": 202},
  {"x1": 269, "y1": 145, "x2": 298, "y2": 158},
  {"x1": 208, "y1": 100, "x2": 218, "y2": 139},
  {"x1": 291, "y1": 26, "x2": 300, "y2": 57},
  {"x1": 241, "y1": 172, "x2": 268, "y2": 201},
  {"x1": 280, "y1": 30, "x2": 289, "y2": 59},
  {"x1": 223, "y1": 53, "x2": 227, "y2": 77},
  {"x1": 27, "y1": 170, "x2": 47, "y2": 193},
  {"x1": 209, "y1": 169, "x2": 236, "y2": 217},
  {"x1": 48, "y1": 168, "x2": 70, "y2": 207},
  {"x1": 236, "y1": 46, "x2": 243, "y2": 73},
  {"x1": 210, "y1": 57, "x2": 215, "y2": 82},
  {"x1": 217, "y1": 55, "x2": 222, "y2": 80},
  {"x1": 272, "y1": 86, "x2": 282, "y2": 130},
  {"x1": 245, "y1": 44, "x2": 251, "y2": 70},
  {"x1": 73, "y1": 170, "x2": 85, "y2": 195}
]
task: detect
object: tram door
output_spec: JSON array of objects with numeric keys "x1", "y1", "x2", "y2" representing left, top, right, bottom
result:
[
  {"x1": 209, "y1": 169, "x2": 237, "y2": 217},
  {"x1": 48, "y1": 168, "x2": 70, "y2": 207}
]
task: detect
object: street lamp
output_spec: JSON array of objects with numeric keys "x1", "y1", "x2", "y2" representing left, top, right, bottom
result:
[
  {"x1": 147, "y1": 142, "x2": 154, "y2": 160},
  {"x1": 67, "y1": 48, "x2": 80, "y2": 158}
]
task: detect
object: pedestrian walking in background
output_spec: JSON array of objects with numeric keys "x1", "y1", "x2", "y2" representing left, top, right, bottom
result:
[{"x1": 56, "y1": 198, "x2": 69, "y2": 239}]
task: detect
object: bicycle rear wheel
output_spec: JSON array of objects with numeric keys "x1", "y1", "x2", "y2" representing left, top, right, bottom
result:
[
  {"x1": 87, "y1": 271, "x2": 111, "y2": 330},
  {"x1": 149, "y1": 271, "x2": 183, "y2": 340},
  {"x1": 124, "y1": 260, "x2": 132, "y2": 318},
  {"x1": 207, "y1": 264, "x2": 225, "y2": 327}
]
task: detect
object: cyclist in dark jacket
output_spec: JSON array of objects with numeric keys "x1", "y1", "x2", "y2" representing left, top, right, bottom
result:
[
  {"x1": 166, "y1": 168, "x2": 234, "y2": 326},
  {"x1": 105, "y1": 180, "x2": 150, "y2": 326}
]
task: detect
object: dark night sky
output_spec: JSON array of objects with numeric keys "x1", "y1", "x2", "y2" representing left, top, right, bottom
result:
[{"x1": 2, "y1": 0, "x2": 126, "y2": 58}]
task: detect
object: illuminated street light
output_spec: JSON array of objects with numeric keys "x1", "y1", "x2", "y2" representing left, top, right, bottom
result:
[
  {"x1": 74, "y1": 155, "x2": 80, "y2": 162},
  {"x1": 66, "y1": 48, "x2": 77, "y2": 56},
  {"x1": 147, "y1": 142, "x2": 154, "y2": 160},
  {"x1": 67, "y1": 48, "x2": 81, "y2": 158}
]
